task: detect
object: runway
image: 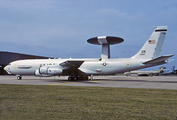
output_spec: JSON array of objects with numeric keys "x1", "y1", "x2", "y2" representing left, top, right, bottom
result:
[{"x1": 0, "y1": 75, "x2": 177, "y2": 90}]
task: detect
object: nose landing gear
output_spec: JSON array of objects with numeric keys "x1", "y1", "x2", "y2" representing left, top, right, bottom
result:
[{"x1": 17, "y1": 75, "x2": 22, "y2": 80}]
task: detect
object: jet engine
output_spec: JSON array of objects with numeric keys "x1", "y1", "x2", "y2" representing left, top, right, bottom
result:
[
  {"x1": 34, "y1": 66, "x2": 62, "y2": 77},
  {"x1": 34, "y1": 69, "x2": 51, "y2": 77}
]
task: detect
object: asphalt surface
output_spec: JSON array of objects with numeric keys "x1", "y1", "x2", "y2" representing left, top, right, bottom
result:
[{"x1": 0, "y1": 75, "x2": 177, "y2": 90}]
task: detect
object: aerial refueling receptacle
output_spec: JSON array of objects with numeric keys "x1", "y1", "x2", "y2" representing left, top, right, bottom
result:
[{"x1": 87, "y1": 36, "x2": 124, "y2": 59}]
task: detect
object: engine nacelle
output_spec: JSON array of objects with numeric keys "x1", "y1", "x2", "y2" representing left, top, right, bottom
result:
[
  {"x1": 47, "y1": 67, "x2": 62, "y2": 75},
  {"x1": 34, "y1": 69, "x2": 51, "y2": 77},
  {"x1": 34, "y1": 66, "x2": 62, "y2": 77},
  {"x1": 39, "y1": 66, "x2": 49, "y2": 74}
]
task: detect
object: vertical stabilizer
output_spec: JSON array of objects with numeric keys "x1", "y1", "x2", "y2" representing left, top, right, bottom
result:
[{"x1": 132, "y1": 26, "x2": 168, "y2": 60}]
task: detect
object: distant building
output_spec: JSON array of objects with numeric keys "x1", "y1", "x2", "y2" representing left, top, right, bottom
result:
[{"x1": 0, "y1": 51, "x2": 52, "y2": 75}]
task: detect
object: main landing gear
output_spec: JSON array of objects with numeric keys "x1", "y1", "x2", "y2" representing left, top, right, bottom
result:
[
  {"x1": 68, "y1": 76, "x2": 78, "y2": 81},
  {"x1": 68, "y1": 75, "x2": 89, "y2": 81}
]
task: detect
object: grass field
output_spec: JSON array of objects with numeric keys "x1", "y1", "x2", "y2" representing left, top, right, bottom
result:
[{"x1": 0, "y1": 84, "x2": 177, "y2": 120}]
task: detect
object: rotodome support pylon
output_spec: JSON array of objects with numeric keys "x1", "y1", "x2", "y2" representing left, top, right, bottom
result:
[{"x1": 87, "y1": 36, "x2": 124, "y2": 59}]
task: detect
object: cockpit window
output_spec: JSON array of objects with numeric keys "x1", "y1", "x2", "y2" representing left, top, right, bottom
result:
[{"x1": 8, "y1": 64, "x2": 11, "y2": 65}]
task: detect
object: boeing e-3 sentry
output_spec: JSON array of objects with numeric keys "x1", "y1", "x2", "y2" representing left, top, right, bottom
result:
[{"x1": 4, "y1": 26, "x2": 174, "y2": 80}]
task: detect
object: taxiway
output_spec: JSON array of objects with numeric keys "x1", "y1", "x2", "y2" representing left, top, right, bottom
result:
[{"x1": 0, "y1": 75, "x2": 177, "y2": 90}]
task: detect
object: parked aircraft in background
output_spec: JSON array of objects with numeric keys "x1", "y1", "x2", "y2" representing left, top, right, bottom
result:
[
  {"x1": 4, "y1": 26, "x2": 174, "y2": 80},
  {"x1": 161, "y1": 66, "x2": 177, "y2": 75},
  {"x1": 124, "y1": 66, "x2": 165, "y2": 76}
]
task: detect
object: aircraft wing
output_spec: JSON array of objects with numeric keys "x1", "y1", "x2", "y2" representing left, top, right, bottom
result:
[
  {"x1": 59, "y1": 60, "x2": 86, "y2": 75},
  {"x1": 143, "y1": 54, "x2": 174, "y2": 64},
  {"x1": 60, "y1": 60, "x2": 85, "y2": 69}
]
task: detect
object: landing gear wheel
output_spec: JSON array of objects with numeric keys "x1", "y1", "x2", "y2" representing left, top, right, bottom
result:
[
  {"x1": 73, "y1": 76, "x2": 78, "y2": 81},
  {"x1": 68, "y1": 76, "x2": 79, "y2": 81},
  {"x1": 68, "y1": 76, "x2": 72, "y2": 81},
  {"x1": 17, "y1": 76, "x2": 22, "y2": 80}
]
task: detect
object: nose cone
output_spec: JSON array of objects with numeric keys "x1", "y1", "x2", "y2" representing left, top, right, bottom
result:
[
  {"x1": 4, "y1": 66, "x2": 8, "y2": 71},
  {"x1": 4, "y1": 65, "x2": 11, "y2": 74}
]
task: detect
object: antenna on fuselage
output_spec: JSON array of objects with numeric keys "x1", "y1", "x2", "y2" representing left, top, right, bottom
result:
[{"x1": 87, "y1": 36, "x2": 124, "y2": 59}]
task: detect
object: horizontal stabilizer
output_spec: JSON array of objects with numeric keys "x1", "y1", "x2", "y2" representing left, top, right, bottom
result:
[{"x1": 143, "y1": 54, "x2": 174, "y2": 64}]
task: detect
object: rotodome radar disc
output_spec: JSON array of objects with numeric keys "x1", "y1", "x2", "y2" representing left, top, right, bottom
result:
[{"x1": 87, "y1": 36, "x2": 124, "y2": 45}]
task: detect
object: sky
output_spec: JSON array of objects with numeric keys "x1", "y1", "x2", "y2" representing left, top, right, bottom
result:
[{"x1": 0, "y1": 0, "x2": 177, "y2": 70}]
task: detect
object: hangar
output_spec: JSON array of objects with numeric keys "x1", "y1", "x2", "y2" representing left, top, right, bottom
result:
[{"x1": 0, "y1": 51, "x2": 52, "y2": 75}]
